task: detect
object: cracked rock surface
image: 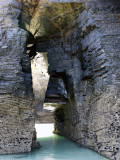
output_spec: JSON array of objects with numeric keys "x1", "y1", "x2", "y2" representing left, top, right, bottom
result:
[{"x1": 0, "y1": 0, "x2": 120, "y2": 160}]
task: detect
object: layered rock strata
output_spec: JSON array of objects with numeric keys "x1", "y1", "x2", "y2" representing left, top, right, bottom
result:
[
  {"x1": 0, "y1": 0, "x2": 35, "y2": 154},
  {"x1": 52, "y1": 1, "x2": 120, "y2": 160},
  {"x1": 0, "y1": 0, "x2": 120, "y2": 159}
]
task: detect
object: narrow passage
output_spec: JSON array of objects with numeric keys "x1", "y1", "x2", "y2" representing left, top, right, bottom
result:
[{"x1": 0, "y1": 124, "x2": 109, "y2": 160}]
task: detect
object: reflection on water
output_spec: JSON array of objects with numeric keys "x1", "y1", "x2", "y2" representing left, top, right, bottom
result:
[{"x1": 0, "y1": 124, "x2": 109, "y2": 160}]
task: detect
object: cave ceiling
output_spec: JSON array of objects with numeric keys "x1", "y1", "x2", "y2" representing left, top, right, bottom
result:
[{"x1": 19, "y1": 0, "x2": 84, "y2": 39}]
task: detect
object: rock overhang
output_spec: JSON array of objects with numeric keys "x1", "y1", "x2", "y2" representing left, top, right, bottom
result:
[{"x1": 19, "y1": 0, "x2": 84, "y2": 39}]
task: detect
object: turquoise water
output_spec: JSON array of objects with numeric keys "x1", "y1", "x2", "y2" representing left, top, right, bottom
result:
[{"x1": 0, "y1": 135, "x2": 109, "y2": 160}]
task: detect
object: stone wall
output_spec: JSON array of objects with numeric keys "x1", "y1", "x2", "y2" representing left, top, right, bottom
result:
[{"x1": 0, "y1": 0, "x2": 35, "y2": 154}]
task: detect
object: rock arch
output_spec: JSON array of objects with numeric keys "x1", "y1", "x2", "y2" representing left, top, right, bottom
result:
[{"x1": 0, "y1": 0, "x2": 120, "y2": 159}]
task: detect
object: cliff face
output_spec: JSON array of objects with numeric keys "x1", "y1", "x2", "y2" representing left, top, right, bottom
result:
[
  {"x1": 52, "y1": 1, "x2": 120, "y2": 160},
  {"x1": 0, "y1": 0, "x2": 120, "y2": 159},
  {"x1": 0, "y1": 0, "x2": 35, "y2": 154}
]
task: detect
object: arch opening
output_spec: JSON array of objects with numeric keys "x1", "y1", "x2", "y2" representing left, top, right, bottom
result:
[{"x1": 0, "y1": 0, "x2": 120, "y2": 159}]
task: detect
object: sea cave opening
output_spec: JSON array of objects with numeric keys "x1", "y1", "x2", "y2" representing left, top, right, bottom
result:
[
  {"x1": 0, "y1": 0, "x2": 119, "y2": 159},
  {"x1": 12, "y1": 34, "x2": 109, "y2": 160},
  {"x1": 25, "y1": 33, "x2": 68, "y2": 140}
]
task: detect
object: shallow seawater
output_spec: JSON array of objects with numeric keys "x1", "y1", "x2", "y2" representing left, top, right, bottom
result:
[{"x1": 0, "y1": 135, "x2": 109, "y2": 160}]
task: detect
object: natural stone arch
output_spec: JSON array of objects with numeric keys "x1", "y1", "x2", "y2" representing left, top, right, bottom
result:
[{"x1": 0, "y1": 0, "x2": 120, "y2": 160}]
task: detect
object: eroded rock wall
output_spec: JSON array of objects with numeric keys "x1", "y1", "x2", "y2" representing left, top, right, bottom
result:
[
  {"x1": 48, "y1": 1, "x2": 120, "y2": 159},
  {"x1": 0, "y1": 0, "x2": 120, "y2": 159},
  {"x1": 0, "y1": 0, "x2": 35, "y2": 154},
  {"x1": 31, "y1": 52, "x2": 49, "y2": 111}
]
